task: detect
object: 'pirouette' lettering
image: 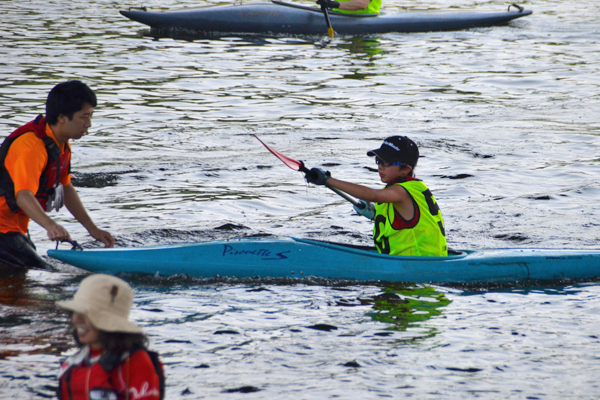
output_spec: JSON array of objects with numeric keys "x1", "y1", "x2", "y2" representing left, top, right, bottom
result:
[{"x1": 222, "y1": 245, "x2": 272, "y2": 258}]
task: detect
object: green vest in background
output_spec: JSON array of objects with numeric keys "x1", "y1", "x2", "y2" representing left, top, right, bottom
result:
[
  {"x1": 334, "y1": 0, "x2": 382, "y2": 15},
  {"x1": 373, "y1": 179, "x2": 447, "y2": 257}
]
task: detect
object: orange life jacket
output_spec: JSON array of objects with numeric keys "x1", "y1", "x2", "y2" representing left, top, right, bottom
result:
[{"x1": 0, "y1": 115, "x2": 70, "y2": 214}]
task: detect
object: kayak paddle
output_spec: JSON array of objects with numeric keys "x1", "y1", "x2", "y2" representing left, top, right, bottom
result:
[
  {"x1": 320, "y1": 5, "x2": 335, "y2": 38},
  {"x1": 254, "y1": 135, "x2": 360, "y2": 206}
]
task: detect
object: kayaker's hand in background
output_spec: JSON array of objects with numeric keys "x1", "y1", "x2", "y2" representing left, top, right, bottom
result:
[
  {"x1": 305, "y1": 168, "x2": 331, "y2": 186},
  {"x1": 353, "y1": 200, "x2": 375, "y2": 220},
  {"x1": 316, "y1": 0, "x2": 340, "y2": 9}
]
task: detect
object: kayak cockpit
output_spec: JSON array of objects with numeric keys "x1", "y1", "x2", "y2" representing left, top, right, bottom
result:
[
  {"x1": 292, "y1": 237, "x2": 469, "y2": 259},
  {"x1": 271, "y1": 0, "x2": 379, "y2": 17}
]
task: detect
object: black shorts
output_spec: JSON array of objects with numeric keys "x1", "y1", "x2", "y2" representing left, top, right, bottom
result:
[{"x1": 0, "y1": 231, "x2": 51, "y2": 270}]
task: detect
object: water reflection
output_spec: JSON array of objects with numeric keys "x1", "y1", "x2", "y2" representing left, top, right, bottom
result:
[
  {"x1": 0, "y1": 273, "x2": 70, "y2": 360},
  {"x1": 463, "y1": 284, "x2": 591, "y2": 297},
  {"x1": 340, "y1": 36, "x2": 384, "y2": 58},
  {"x1": 367, "y1": 284, "x2": 450, "y2": 337},
  {"x1": 335, "y1": 283, "x2": 451, "y2": 339},
  {"x1": 146, "y1": 28, "x2": 323, "y2": 47},
  {"x1": 0, "y1": 273, "x2": 27, "y2": 306}
]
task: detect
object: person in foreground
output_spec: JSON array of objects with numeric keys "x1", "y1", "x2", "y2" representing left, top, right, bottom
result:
[
  {"x1": 305, "y1": 136, "x2": 448, "y2": 257},
  {"x1": 317, "y1": 0, "x2": 381, "y2": 15},
  {"x1": 56, "y1": 274, "x2": 164, "y2": 400},
  {"x1": 0, "y1": 80, "x2": 114, "y2": 270}
]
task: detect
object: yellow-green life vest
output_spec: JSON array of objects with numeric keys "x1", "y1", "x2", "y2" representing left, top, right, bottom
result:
[
  {"x1": 373, "y1": 179, "x2": 447, "y2": 257},
  {"x1": 333, "y1": 0, "x2": 381, "y2": 15}
]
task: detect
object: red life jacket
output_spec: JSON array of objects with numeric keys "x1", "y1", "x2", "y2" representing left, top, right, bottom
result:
[
  {"x1": 58, "y1": 347, "x2": 165, "y2": 400},
  {"x1": 0, "y1": 115, "x2": 70, "y2": 214}
]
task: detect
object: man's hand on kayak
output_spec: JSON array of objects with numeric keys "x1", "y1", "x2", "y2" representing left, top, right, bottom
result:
[
  {"x1": 317, "y1": 0, "x2": 340, "y2": 9},
  {"x1": 88, "y1": 226, "x2": 115, "y2": 248}
]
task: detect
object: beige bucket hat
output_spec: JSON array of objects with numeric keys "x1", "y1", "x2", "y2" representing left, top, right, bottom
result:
[{"x1": 56, "y1": 274, "x2": 142, "y2": 333}]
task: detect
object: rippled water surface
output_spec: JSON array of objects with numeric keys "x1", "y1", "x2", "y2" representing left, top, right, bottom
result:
[{"x1": 1, "y1": 0, "x2": 600, "y2": 398}]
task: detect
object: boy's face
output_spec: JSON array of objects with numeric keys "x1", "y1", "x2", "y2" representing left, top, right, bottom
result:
[{"x1": 376, "y1": 158, "x2": 412, "y2": 183}]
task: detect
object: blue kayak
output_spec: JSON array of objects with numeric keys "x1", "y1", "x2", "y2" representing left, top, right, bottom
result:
[
  {"x1": 47, "y1": 237, "x2": 600, "y2": 283},
  {"x1": 119, "y1": 1, "x2": 533, "y2": 36}
]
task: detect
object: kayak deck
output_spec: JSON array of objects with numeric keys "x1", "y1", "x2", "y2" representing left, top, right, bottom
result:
[
  {"x1": 119, "y1": 2, "x2": 533, "y2": 37},
  {"x1": 47, "y1": 237, "x2": 600, "y2": 284}
]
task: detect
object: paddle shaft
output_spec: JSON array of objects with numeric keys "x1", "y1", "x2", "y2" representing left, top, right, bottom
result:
[{"x1": 320, "y1": 5, "x2": 335, "y2": 38}]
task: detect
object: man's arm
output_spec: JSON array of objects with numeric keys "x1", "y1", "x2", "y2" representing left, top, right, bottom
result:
[
  {"x1": 63, "y1": 183, "x2": 115, "y2": 247},
  {"x1": 16, "y1": 189, "x2": 72, "y2": 242}
]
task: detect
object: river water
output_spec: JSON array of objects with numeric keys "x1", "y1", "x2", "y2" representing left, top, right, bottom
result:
[{"x1": 1, "y1": 0, "x2": 600, "y2": 398}]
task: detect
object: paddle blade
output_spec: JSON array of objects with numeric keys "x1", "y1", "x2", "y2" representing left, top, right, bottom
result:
[
  {"x1": 254, "y1": 135, "x2": 304, "y2": 171},
  {"x1": 254, "y1": 135, "x2": 360, "y2": 206}
]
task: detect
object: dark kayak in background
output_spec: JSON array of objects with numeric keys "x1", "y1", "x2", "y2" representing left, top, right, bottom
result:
[
  {"x1": 119, "y1": 1, "x2": 533, "y2": 37},
  {"x1": 47, "y1": 237, "x2": 600, "y2": 284}
]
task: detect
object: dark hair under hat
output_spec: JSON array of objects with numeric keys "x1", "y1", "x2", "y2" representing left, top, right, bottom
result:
[{"x1": 367, "y1": 136, "x2": 419, "y2": 167}]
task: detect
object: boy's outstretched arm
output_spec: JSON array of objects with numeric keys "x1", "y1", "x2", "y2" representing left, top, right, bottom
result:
[
  {"x1": 326, "y1": 177, "x2": 409, "y2": 205},
  {"x1": 305, "y1": 168, "x2": 411, "y2": 209}
]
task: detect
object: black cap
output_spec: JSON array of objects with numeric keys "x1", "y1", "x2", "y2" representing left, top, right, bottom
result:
[{"x1": 367, "y1": 136, "x2": 419, "y2": 167}]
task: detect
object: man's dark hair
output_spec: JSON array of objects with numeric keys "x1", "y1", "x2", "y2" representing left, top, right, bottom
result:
[{"x1": 45, "y1": 80, "x2": 97, "y2": 125}]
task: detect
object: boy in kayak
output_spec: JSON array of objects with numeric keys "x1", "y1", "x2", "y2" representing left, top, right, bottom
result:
[
  {"x1": 305, "y1": 136, "x2": 447, "y2": 257},
  {"x1": 317, "y1": 0, "x2": 381, "y2": 15},
  {"x1": 0, "y1": 80, "x2": 114, "y2": 270}
]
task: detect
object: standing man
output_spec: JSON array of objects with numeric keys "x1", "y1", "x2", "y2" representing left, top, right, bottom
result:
[{"x1": 0, "y1": 80, "x2": 114, "y2": 270}]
